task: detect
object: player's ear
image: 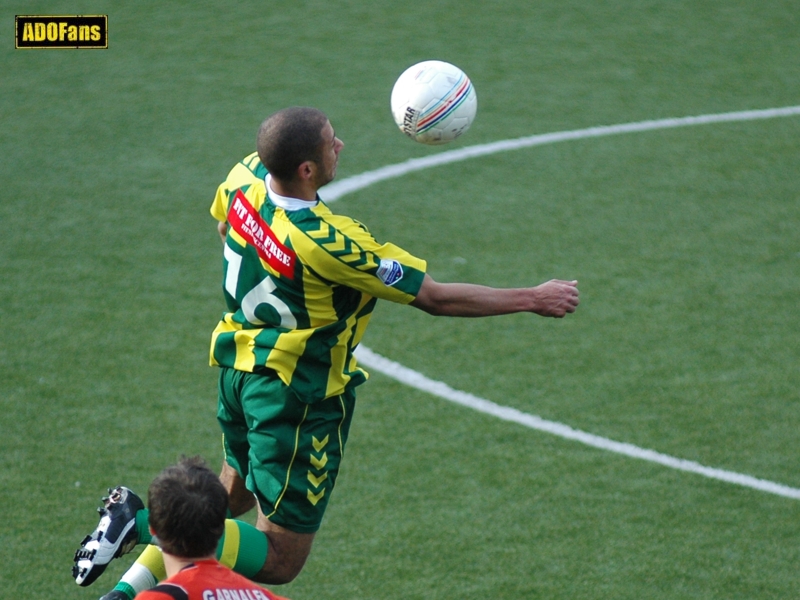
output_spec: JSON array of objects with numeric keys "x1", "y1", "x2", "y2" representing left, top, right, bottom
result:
[{"x1": 297, "y1": 160, "x2": 315, "y2": 182}]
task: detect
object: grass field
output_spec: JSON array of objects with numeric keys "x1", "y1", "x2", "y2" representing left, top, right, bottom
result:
[{"x1": 2, "y1": 1, "x2": 799, "y2": 598}]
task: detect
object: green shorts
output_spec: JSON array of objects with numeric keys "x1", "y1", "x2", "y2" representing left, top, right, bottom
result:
[{"x1": 217, "y1": 367, "x2": 356, "y2": 534}]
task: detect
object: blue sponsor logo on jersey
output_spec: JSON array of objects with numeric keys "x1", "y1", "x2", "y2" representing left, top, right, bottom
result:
[{"x1": 376, "y1": 259, "x2": 403, "y2": 287}]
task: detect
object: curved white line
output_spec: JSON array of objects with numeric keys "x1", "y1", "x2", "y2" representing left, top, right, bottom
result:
[
  {"x1": 337, "y1": 106, "x2": 800, "y2": 499},
  {"x1": 355, "y1": 347, "x2": 800, "y2": 500},
  {"x1": 323, "y1": 105, "x2": 800, "y2": 201}
]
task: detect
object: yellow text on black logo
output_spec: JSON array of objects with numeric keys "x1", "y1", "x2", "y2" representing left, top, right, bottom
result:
[{"x1": 15, "y1": 15, "x2": 107, "y2": 49}]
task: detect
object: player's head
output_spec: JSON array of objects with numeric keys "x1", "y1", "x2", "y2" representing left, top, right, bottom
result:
[
  {"x1": 147, "y1": 456, "x2": 228, "y2": 559},
  {"x1": 257, "y1": 107, "x2": 343, "y2": 187}
]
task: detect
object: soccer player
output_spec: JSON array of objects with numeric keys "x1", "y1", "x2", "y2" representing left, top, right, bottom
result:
[
  {"x1": 74, "y1": 107, "x2": 579, "y2": 599},
  {"x1": 133, "y1": 456, "x2": 287, "y2": 600}
]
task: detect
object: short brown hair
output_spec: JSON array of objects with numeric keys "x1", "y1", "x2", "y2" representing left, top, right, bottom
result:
[
  {"x1": 147, "y1": 456, "x2": 228, "y2": 558},
  {"x1": 257, "y1": 107, "x2": 328, "y2": 182}
]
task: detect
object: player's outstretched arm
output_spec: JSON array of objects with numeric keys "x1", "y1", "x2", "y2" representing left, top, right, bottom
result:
[{"x1": 410, "y1": 274, "x2": 579, "y2": 318}]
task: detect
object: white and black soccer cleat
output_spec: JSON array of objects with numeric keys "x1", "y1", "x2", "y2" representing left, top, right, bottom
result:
[{"x1": 72, "y1": 486, "x2": 144, "y2": 587}]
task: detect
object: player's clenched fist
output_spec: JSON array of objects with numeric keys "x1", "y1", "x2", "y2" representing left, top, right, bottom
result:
[{"x1": 530, "y1": 279, "x2": 580, "y2": 318}]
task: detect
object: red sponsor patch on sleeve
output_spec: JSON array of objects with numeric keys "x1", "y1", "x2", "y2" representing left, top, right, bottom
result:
[{"x1": 227, "y1": 190, "x2": 296, "y2": 279}]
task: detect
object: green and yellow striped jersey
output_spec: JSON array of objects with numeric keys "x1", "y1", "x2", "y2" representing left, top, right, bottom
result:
[{"x1": 209, "y1": 153, "x2": 427, "y2": 402}]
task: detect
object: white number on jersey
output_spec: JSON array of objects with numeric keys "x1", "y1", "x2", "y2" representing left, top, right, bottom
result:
[{"x1": 224, "y1": 244, "x2": 297, "y2": 329}]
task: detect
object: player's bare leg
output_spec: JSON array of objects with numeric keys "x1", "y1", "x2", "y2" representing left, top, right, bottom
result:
[
  {"x1": 221, "y1": 460, "x2": 257, "y2": 517},
  {"x1": 220, "y1": 461, "x2": 315, "y2": 584},
  {"x1": 252, "y1": 504, "x2": 315, "y2": 584}
]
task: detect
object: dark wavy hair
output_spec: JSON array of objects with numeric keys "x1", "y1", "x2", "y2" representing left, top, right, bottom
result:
[{"x1": 147, "y1": 456, "x2": 228, "y2": 558}]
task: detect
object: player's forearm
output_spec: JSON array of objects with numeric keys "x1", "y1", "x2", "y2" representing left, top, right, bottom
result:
[
  {"x1": 411, "y1": 275, "x2": 579, "y2": 318},
  {"x1": 413, "y1": 282, "x2": 531, "y2": 317},
  {"x1": 217, "y1": 221, "x2": 228, "y2": 244}
]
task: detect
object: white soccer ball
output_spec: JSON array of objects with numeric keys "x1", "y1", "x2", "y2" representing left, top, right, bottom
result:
[{"x1": 390, "y1": 60, "x2": 477, "y2": 145}]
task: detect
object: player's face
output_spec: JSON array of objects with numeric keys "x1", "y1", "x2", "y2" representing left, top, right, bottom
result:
[{"x1": 315, "y1": 121, "x2": 344, "y2": 187}]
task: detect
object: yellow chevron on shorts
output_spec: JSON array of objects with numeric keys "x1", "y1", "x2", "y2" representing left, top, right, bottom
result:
[
  {"x1": 312, "y1": 435, "x2": 329, "y2": 452},
  {"x1": 310, "y1": 452, "x2": 328, "y2": 470},
  {"x1": 307, "y1": 471, "x2": 328, "y2": 488},
  {"x1": 307, "y1": 489, "x2": 325, "y2": 506}
]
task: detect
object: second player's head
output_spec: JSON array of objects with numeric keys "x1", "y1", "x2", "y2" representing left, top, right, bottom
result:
[{"x1": 147, "y1": 456, "x2": 228, "y2": 559}]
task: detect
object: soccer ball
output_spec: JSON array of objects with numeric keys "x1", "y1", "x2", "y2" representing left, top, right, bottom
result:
[{"x1": 390, "y1": 60, "x2": 477, "y2": 145}]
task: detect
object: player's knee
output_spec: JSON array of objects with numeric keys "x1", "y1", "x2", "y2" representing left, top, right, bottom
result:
[
  {"x1": 252, "y1": 557, "x2": 305, "y2": 585},
  {"x1": 254, "y1": 515, "x2": 315, "y2": 584},
  {"x1": 272, "y1": 569, "x2": 301, "y2": 585}
]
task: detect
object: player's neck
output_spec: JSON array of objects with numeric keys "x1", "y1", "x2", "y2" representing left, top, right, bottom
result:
[
  {"x1": 162, "y1": 552, "x2": 216, "y2": 578},
  {"x1": 269, "y1": 176, "x2": 317, "y2": 202}
]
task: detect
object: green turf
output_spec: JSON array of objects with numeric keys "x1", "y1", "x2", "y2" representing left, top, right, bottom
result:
[{"x1": 1, "y1": 1, "x2": 799, "y2": 598}]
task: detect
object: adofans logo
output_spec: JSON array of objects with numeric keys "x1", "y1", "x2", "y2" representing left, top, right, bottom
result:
[{"x1": 16, "y1": 15, "x2": 107, "y2": 49}]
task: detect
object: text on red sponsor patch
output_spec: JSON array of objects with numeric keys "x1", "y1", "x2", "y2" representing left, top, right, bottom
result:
[{"x1": 228, "y1": 190, "x2": 296, "y2": 279}]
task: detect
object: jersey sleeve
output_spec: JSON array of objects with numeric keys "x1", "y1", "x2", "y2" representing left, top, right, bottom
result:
[
  {"x1": 300, "y1": 212, "x2": 427, "y2": 304},
  {"x1": 210, "y1": 181, "x2": 230, "y2": 223},
  {"x1": 210, "y1": 152, "x2": 266, "y2": 223}
]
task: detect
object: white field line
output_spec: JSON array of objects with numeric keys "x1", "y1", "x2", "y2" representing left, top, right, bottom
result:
[
  {"x1": 332, "y1": 106, "x2": 800, "y2": 500},
  {"x1": 355, "y1": 347, "x2": 800, "y2": 500},
  {"x1": 323, "y1": 105, "x2": 800, "y2": 201}
]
